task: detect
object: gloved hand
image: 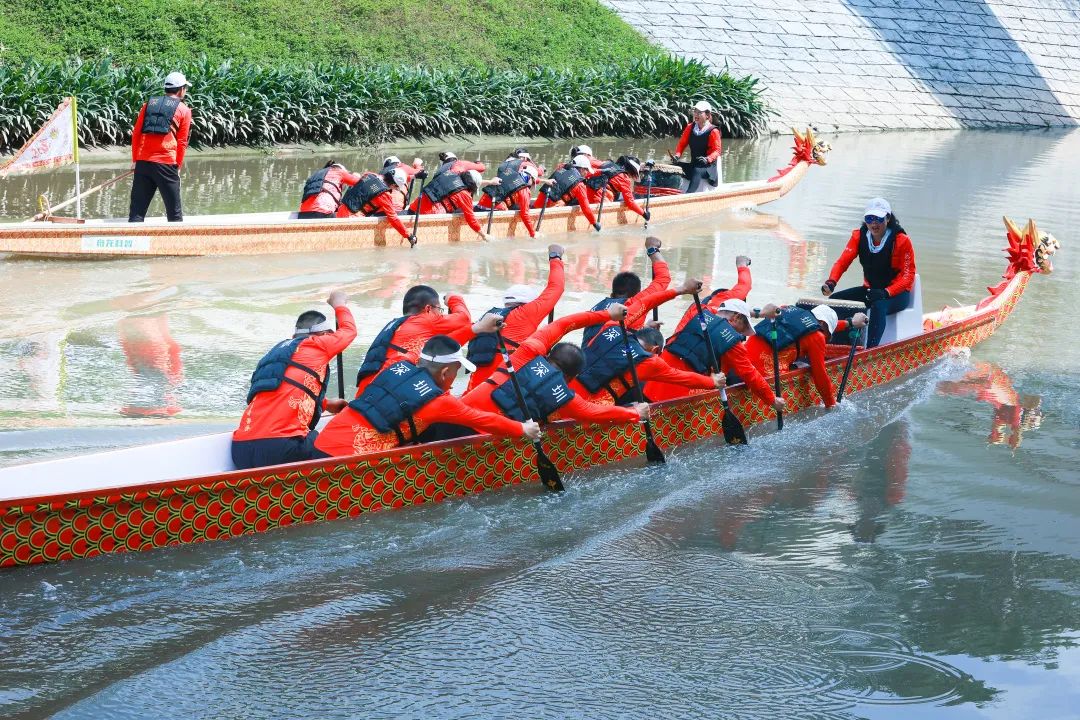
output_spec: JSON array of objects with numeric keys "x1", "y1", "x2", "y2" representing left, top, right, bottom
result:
[
  {"x1": 821, "y1": 279, "x2": 836, "y2": 296},
  {"x1": 642, "y1": 210, "x2": 651, "y2": 222},
  {"x1": 415, "y1": 170, "x2": 428, "y2": 180},
  {"x1": 867, "y1": 288, "x2": 889, "y2": 304},
  {"x1": 694, "y1": 156, "x2": 710, "y2": 167},
  {"x1": 593, "y1": 222, "x2": 602, "y2": 232}
]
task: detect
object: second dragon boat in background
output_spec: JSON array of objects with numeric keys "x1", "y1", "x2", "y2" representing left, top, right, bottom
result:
[{"x1": 0, "y1": 130, "x2": 831, "y2": 259}]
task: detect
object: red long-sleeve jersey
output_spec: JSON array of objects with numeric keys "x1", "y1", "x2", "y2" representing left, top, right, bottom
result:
[
  {"x1": 531, "y1": 182, "x2": 598, "y2": 226},
  {"x1": 674, "y1": 122, "x2": 722, "y2": 162},
  {"x1": 674, "y1": 266, "x2": 753, "y2": 333},
  {"x1": 477, "y1": 186, "x2": 536, "y2": 237},
  {"x1": 336, "y1": 171, "x2": 410, "y2": 239},
  {"x1": 462, "y1": 310, "x2": 639, "y2": 425},
  {"x1": 607, "y1": 172, "x2": 646, "y2": 218},
  {"x1": 586, "y1": 257, "x2": 673, "y2": 341},
  {"x1": 355, "y1": 295, "x2": 472, "y2": 397},
  {"x1": 233, "y1": 306, "x2": 357, "y2": 441},
  {"x1": 467, "y1": 258, "x2": 565, "y2": 390},
  {"x1": 314, "y1": 345, "x2": 523, "y2": 458},
  {"x1": 828, "y1": 228, "x2": 917, "y2": 298},
  {"x1": 744, "y1": 316, "x2": 856, "y2": 409},
  {"x1": 570, "y1": 354, "x2": 717, "y2": 405},
  {"x1": 300, "y1": 166, "x2": 363, "y2": 216},
  {"x1": 409, "y1": 191, "x2": 483, "y2": 233},
  {"x1": 131, "y1": 98, "x2": 192, "y2": 167},
  {"x1": 650, "y1": 342, "x2": 775, "y2": 406}
]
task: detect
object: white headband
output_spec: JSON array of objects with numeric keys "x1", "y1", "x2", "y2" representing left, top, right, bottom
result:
[
  {"x1": 296, "y1": 317, "x2": 334, "y2": 334},
  {"x1": 419, "y1": 349, "x2": 476, "y2": 372}
]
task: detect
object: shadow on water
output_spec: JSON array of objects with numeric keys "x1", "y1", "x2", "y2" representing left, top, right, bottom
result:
[{"x1": 840, "y1": 0, "x2": 1075, "y2": 125}]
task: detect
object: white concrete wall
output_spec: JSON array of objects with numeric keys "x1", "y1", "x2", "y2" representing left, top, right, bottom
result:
[{"x1": 603, "y1": 0, "x2": 1080, "y2": 131}]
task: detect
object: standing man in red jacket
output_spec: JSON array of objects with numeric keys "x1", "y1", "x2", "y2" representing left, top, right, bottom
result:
[
  {"x1": 129, "y1": 71, "x2": 193, "y2": 222},
  {"x1": 672, "y1": 100, "x2": 723, "y2": 192}
]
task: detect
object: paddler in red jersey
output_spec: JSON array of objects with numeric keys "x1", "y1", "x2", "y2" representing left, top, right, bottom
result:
[
  {"x1": 580, "y1": 236, "x2": 672, "y2": 347},
  {"x1": 648, "y1": 298, "x2": 785, "y2": 415},
  {"x1": 670, "y1": 255, "x2": 753, "y2": 331},
  {"x1": 671, "y1": 100, "x2": 723, "y2": 192},
  {"x1": 477, "y1": 156, "x2": 545, "y2": 238},
  {"x1": 128, "y1": 71, "x2": 193, "y2": 223},
  {"x1": 313, "y1": 316, "x2": 541, "y2": 458},
  {"x1": 743, "y1": 303, "x2": 868, "y2": 409},
  {"x1": 821, "y1": 198, "x2": 917, "y2": 347},
  {"x1": 458, "y1": 305, "x2": 649, "y2": 431},
  {"x1": 298, "y1": 161, "x2": 363, "y2": 219},
  {"x1": 571, "y1": 287, "x2": 728, "y2": 406},
  {"x1": 465, "y1": 244, "x2": 566, "y2": 391},
  {"x1": 337, "y1": 167, "x2": 412, "y2": 241},
  {"x1": 532, "y1": 155, "x2": 600, "y2": 229},
  {"x1": 231, "y1": 289, "x2": 356, "y2": 470},
  {"x1": 581, "y1": 155, "x2": 650, "y2": 222},
  {"x1": 408, "y1": 152, "x2": 495, "y2": 241},
  {"x1": 354, "y1": 285, "x2": 472, "y2": 397}
]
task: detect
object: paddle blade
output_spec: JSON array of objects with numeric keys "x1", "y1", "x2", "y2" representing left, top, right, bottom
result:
[
  {"x1": 643, "y1": 423, "x2": 666, "y2": 463},
  {"x1": 721, "y1": 401, "x2": 748, "y2": 445},
  {"x1": 534, "y1": 442, "x2": 564, "y2": 492}
]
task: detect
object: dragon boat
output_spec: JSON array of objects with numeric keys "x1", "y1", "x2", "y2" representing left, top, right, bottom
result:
[
  {"x1": 0, "y1": 218, "x2": 1058, "y2": 568},
  {"x1": 0, "y1": 130, "x2": 830, "y2": 259}
]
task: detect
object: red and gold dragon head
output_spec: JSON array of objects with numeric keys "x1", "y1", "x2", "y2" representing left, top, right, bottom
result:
[
  {"x1": 792, "y1": 127, "x2": 831, "y2": 166},
  {"x1": 982, "y1": 217, "x2": 1060, "y2": 301}
]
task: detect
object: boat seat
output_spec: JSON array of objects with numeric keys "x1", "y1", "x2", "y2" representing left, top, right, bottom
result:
[{"x1": 878, "y1": 274, "x2": 923, "y2": 344}]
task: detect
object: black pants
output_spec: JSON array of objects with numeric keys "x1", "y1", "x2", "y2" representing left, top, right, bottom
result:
[
  {"x1": 686, "y1": 164, "x2": 718, "y2": 193},
  {"x1": 297, "y1": 210, "x2": 334, "y2": 219},
  {"x1": 129, "y1": 160, "x2": 183, "y2": 222},
  {"x1": 231, "y1": 432, "x2": 318, "y2": 470}
]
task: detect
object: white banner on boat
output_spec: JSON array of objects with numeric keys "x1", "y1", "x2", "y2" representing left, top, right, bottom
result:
[
  {"x1": 0, "y1": 97, "x2": 78, "y2": 177},
  {"x1": 81, "y1": 236, "x2": 151, "y2": 252}
]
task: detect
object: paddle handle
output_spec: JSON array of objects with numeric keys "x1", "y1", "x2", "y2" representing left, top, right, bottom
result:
[
  {"x1": 836, "y1": 325, "x2": 863, "y2": 403},
  {"x1": 770, "y1": 328, "x2": 784, "y2": 431},
  {"x1": 536, "y1": 190, "x2": 550, "y2": 231},
  {"x1": 593, "y1": 179, "x2": 608, "y2": 231},
  {"x1": 691, "y1": 292, "x2": 719, "y2": 376},
  {"x1": 407, "y1": 175, "x2": 426, "y2": 247},
  {"x1": 643, "y1": 168, "x2": 653, "y2": 229},
  {"x1": 31, "y1": 170, "x2": 134, "y2": 221}
]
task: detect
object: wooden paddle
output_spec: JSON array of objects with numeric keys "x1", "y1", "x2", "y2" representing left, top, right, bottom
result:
[
  {"x1": 593, "y1": 177, "x2": 609, "y2": 232},
  {"x1": 496, "y1": 331, "x2": 564, "y2": 492},
  {"x1": 643, "y1": 161, "x2": 655, "y2": 230},
  {"x1": 769, "y1": 323, "x2": 784, "y2": 431},
  {"x1": 836, "y1": 324, "x2": 864, "y2": 403},
  {"x1": 692, "y1": 292, "x2": 747, "y2": 445},
  {"x1": 484, "y1": 187, "x2": 497, "y2": 233},
  {"x1": 406, "y1": 173, "x2": 426, "y2": 248},
  {"x1": 535, "y1": 189, "x2": 551, "y2": 232},
  {"x1": 31, "y1": 170, "x2": 134, "y2": 221},
  {"x1": 618, "y1": 318, "x2": 664, "y2": 463}
]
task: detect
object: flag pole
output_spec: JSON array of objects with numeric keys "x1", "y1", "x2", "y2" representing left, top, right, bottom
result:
[{"x1": 71, "y1": 96, "x2": 82, "y2": 219}]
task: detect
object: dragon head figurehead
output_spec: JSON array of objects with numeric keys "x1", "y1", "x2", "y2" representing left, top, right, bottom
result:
[
  {"x1": 1003, "y1": 217, "x2": 1060, "y2": 276},
  {"x1": 792, "y1": 127, "x2": 831, "y2": 166}
]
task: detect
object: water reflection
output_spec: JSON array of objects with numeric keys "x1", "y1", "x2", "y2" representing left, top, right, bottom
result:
[{"x1": 937, "y1": 362, "x2": 1043, "y2": 449}]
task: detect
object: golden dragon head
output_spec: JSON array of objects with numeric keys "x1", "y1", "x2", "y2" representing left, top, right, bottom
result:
[{"x1": 1003, "y1": 217, "x2": 1060, "y2": 275}]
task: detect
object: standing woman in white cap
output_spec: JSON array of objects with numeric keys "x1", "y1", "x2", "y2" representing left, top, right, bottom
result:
[
  {"x1": 128, "y1": 71, "x2": 193, "y2": 222},
  {"x1": 671, "y1": 100, "x2": 723, "y2": 192},
  {"x1": 821, "y1": 198, "x2": 917, "y2": 347}
]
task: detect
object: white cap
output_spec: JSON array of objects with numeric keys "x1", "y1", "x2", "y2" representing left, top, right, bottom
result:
[
  {"x1": 715, "y1": 298, "x2": 755, "y2": 334},
  {"x1": 622, "y1": 157, "x2": 641, "y2": 175},
  {"x1": 522, "y1": 165, "x2": 539, "y2": 181},
  {"x1": 503, "y1": 284, "x2": 539, "y2": 305},
  {"x1": 383, "y1": 155, "x2": 401, "y2": 167},
  {"x1": 418, "y1": 347, "x2": 475, "y2": 373},
  {"x1": 441, "y1": 151, "x2": 458, "y2": 161},
  {"x1": 572, "y1": 154, "x2": 591, "y2": 170},
  {"x1": 390, "y1": 168, "x2": 408, "y2": 189},
  {"x1": 577, "y1": 145, "x2": 593, "y2": 157},
  {"x1": 811, "y1": 304, "x2": 839, "y2": 336},
  {"x1": 864, "y1": 197, "x2": 892, "y2": 219},
  {"x1": 693, "y1": 100, "x2": 713, "y2": 112},
  {"x1": 296, "y1": 315, "x2": 334, "y2": 334},
  {"x1": 163, "y1": 71, "x2": 191, "y2": 90}
]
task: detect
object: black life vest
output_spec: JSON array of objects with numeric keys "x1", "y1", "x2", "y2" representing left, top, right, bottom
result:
[
  {"x1": 541, "y1": 167, "x2": 584, "y2": 204},
  {"x1": 355, "y1": 316, "x2": 410, "y2": 385},
  {"x1": 489, "y1": 356, "x2": 575, "y2": 422},
  {"x1": 666, "y1": 309, "x2": 744, "y2": 374},
  {"x1": 486, "y1": 159, "x2": 527, "y2": 205},
  {"x1": 246, "y1": 337, "x2": 329, "y2": 430},
  {"x1": 581, "y1": 297, "x2": 627, "y2": 347},
  {"x1": 753, "y1": 307, "x2": 821, "y2": 351},
  {"x1": 140, "y1": 95, "x2": 182, "y2": 136},
  {"x1": 576, "y1": 325, "x2": 650, "y2": 401},
  {"x1": 423, "y1": 170, "x2": 466, "y2": 205},
  {"x1": 686, "y1": 123, "x2": 720, "y2": 186},
  {"x1": 302, "y1": 167, "x2": 344, "y2": 206},
  {"x1": 584, "y1": 161, "x2": 624, "y2": 191},
  {"x1": 341, "y1": 173, "x2": 390, "y2": 215},
  {"x1": 466, "y1": 306, "x2": 518, "y2": 367},
  {"x1": 349, "y1": 360, "x2": 444, "y2": 445},
  {"x1": 858, "y1": 224, "x2": 904, "y2": 289}
]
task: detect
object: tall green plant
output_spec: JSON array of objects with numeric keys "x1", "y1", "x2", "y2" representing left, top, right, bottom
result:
[{"x1": 0, "y1": 56, "x2": 771, "y2": 154}]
